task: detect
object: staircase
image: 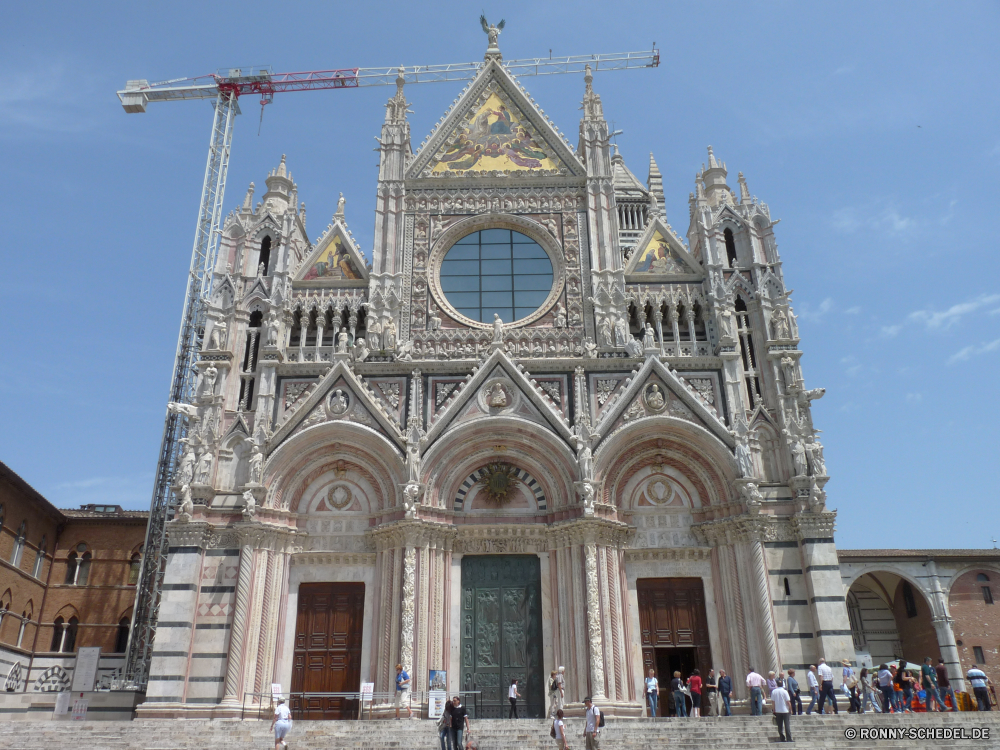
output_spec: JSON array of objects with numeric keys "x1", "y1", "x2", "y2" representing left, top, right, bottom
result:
[{"x1": 1, "y1": 714, "x2": 997, "y2": 749}]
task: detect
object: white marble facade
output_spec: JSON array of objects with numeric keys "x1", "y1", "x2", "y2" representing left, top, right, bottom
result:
[{"x1": 138, "y1": 41, "x2": 854, "y2": 718}]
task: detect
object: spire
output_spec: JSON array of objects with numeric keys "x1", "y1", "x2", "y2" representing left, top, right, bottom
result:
[
  {"x1": 276, "y1": 154, "x2": 287, "y2": 178},
  {"x1": 385, "y1": 67, "x2": 409, "y2": 124},
  {"x1": 701, "y1": 146, "x2": 732, "y2": 206},
  {"x1": 263, "y1": 155, "x2": 294, "y2": 213},
  {"x1": 647, "y1": 154, "x2": 665, "y2": 216},
  {"x1": 241, "y1": 182, "x2": 255, "y2": 213},
  {"x1": 738, "y1": 172, "x2": 751, "y2": 203},
  {"x1": 707, "y1": 145, "x2": 719, "y2": 170}
]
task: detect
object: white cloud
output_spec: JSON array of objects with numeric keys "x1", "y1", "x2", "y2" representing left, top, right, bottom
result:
[
  {"x1": 909, "y1": 294, "x2": 1000, "y2": 330},
  {"x1": 840, "y1": 355, "x2": 863, "y2": 377},
  {"x1": 905, "y1": 393, "x2": 922, "y2": 403},
  {"x1": 947, "y1": 338, "x2": 1000, "y2": 365},
  {"x1": 832, "y1": 65, "x2": 854, "y2": 76},
  {"x1": 845, "y1": 306, "x2": 862, "y2": 315},
  {"x1": 880, "y1": 325, "x2": 902, "y2": 337},
  {"x1": 830, "y1": 201, "x2": 916, "y2": 239},
  {"x1": 0, "y1": 60, "x2": 101, "y2": 137},
  {"x1": 799, "y1": 297, "x2": 835, "y2": 322}
]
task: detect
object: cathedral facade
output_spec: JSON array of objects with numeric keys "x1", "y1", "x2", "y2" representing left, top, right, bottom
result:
[{"x1": 140, "y1": 47, "x2": 854, "y2": 719}]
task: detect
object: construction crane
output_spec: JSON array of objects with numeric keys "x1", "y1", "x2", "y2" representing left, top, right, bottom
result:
[{"x1": 117, "y1": 44, "x2": 659, "y2": 688}]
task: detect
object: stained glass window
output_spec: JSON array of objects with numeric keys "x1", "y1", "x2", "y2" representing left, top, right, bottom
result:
[{"x1": 440, "y1": 229, "x2": 553, "y2": 323}]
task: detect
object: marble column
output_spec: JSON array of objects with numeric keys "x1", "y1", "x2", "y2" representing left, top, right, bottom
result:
[
  {"x1": 221, "y1": 531, "x2": 257, "y2": 706},
  {"x1": 584, "y1": 543, "x2": 606, "y2": 699},
  {"x1": 926, "y1": 560, "x2": 965, "y2": 691}
]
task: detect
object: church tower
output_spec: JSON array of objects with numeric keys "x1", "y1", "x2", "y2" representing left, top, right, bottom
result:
[{"x1": 140, "y1": 31, "x2": 852, "y2": 719}]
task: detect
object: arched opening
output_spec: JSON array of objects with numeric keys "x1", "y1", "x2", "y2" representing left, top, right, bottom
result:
[
  {"x1": 114, "y1": 617, "x2": 130, "y2": 653},
  {"x1": 0, "y1": 590, "x2": 11, "y2": 642},
  {"x1": 16, "y1": 601, "x2": 32, "y2": 648},
  {"x1": 724, "y1": 228, "x2": 738, "y2": 267},
  {"x1": 32, "y1": 535, "x2": 46, "y2": 578},
  {"x1": 50, "y1": 616, "x2": 64, "y2": 652},
  {"x1": 258, "y1": 235, "x2": 272, "y2": 275},
  {"x1": 11, "y1": 521, "x2": 26, "y2": 567},
  {"x1": 847, "y1": 572, "x2": 940, "y2": 668},
  {"x1": 734, "y1": 297, "x2": 761, "y2": 410},
  {"x1": 783, "y1": 577, "x2": 791, "y2": 596},
  {"x1": 128, "y1": 553, "x2": 142, "y2": 585},
  {"x1": 64, "y1": 616, "x2": 79, "y2": 653},
  {"x1": 65, "y1": 544, "x2": 91, "y2": 586}
]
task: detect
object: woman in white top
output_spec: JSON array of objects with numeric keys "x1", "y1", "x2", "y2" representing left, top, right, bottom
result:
[
  {"x1": 645, "y1": 668, "x2": 660, "y2": 718},
  {"x1": 552, "y1": 708, "x2": 569, "y2": 749},
  {"x1": 508, "y1": 678, "x2": 521, "y2": 719},
  {"x1": 270, "y1": 698, "x2": 292, "y2": 750}
]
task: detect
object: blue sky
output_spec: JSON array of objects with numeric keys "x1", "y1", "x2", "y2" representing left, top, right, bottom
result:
[{"x1": 1, "y1": 2, "x2": 997, "y2": 548}]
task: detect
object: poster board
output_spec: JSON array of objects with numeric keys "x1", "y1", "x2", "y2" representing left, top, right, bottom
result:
[
  {"x1": 271, "y1": 683, "x2": 283, "y2": 701},
  {"x1": 428, "y1": 690, "x2": 448, "y2": 719},
  {"x1": 71, "y1": 647, "x2": 101, "y2": 692},
  {"x1": 54, "y1": 691, "x2": 72, "y2": 715},
  {"x1": 71, "y1": 697, "x2": 89, "y2": 721},
  {"x1": 428, "y1": 670, "x2": 447, "y2": 691},
  {"x1": 358, "y1": 682, "x2": 375, "y2": 720}
]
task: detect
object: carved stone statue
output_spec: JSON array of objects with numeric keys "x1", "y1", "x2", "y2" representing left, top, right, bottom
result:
[
  {"x1": 806, "y1": 437, "x2": 827, "y2": 476},
  {"x1": 366, "y1": 320, "x2": 381, "y2": 351},
  {"x1": 209, "y1": 319, "x2": 228, "y2": 350},
  {"x1": 719, "y1": 308, "x2": 734, "y2": 341},
  {"x1": 772, "y1": 309, "x2": 791, "y2": 340},
  {"x1": 175, "y1": 444, "x2": 196, "y2": 487},
  {"x1": 613, "y1": 317, "x2": 628, "y2": 347},
  {"x1": 480, "y1": 14, "x2": 505, "y2": 48},
  {"x1": 645, "y1": 384, "x2": 665, "y2": 411},
  {"x1": 396, "y1": 339, "x2": 413, "y2": 362},
  {"x1": 198, "y1": 364, "x2": 218, "y2": 398},
  {"x1": 625, "y1": 338, "x2": 644, "y2": 358},
  {"x1": 382, "y1": 319, "x2": 397, "y2": 351},
  {"x1": 736, "y1": 439, "x2": 754, "y2": 478},
  {"x1": 168, "y1": 402, "x2": 200, "y2": 421},
  {"x1": 335, "y1": 192, "x2": 346, "y2": 216},
  {"x1": 579, "y1": 481, "x2": 596, "y2": 514},
  {"x1": 406, "y1": 443, "x2": 421, "y2": 483},
  {"x1": 642, "y1": 323, "x2": 656, "y2": 350},
  {"x1": 740, "y1": 481, "x2": 763, "y2": 512},
  {"x1": 781, "y1": 356, "x2": 797, "y2": 390},
  {"x1": 248, "y1": 445, "x2": 264, "y2": 484},
  {"x1": 242, "y1": 490, "x2": 257, "y2": 520},
  {"x1": 488, "y1": 382, "x2": 507, "y2": 408},
  {"x1": 599, "y1": 317, "x2": 613, "y2": 347},
  {"x1": 583, "y1": 337, "x2": 598, "y2": 358},
  {"x1": 336, "y1": 327, "x2": 349, "y2": 354},
  {"x1": 194, "y1": 451, "x2": 213, "y2": 485},
  {"x1": 403, "y1": 483, "x2": 420, "y2": 519},
  {"x1": 330, "y1": 389, "x2": 349, "y2": 415},
  {"x1": 353, "y1": 337, "x2": 369, "y2": 362},
  {"x1": 257, "y1": 261, "x2": 265, "y2": 277},
  {"x1": 578, "y1": 444, "x2": 594, "y2": 481},
  {"x1": 428, "y1": 310, "x2": 442, "y2": 330},
  {"x1": 553, "y1": 304, "x2": 567, "y2": 328},
  {"x1": 492, "y1": 314, "x2": 505, "y2": 343},
  {"x1": 177, "y1": 484, "x2": 194, "y2": 522},
  {"x1": 790, "y1": 437, "x2": 808, "y2": 477},
  {"x1": 266, "y1": 316, "x2": 281, "y2": 346}
]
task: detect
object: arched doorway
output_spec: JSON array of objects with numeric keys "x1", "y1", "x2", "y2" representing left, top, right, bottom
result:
[{"x1": 847, "y1": 572, "x2": 940, "y2": 668}]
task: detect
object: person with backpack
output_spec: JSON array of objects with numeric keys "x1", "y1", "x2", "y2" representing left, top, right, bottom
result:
[
  {"x1": 551, "y1": 708, "x2": 569, "y2": 749},
  {"x1": 583, "y1": 696, "x2": 603, "y2": 750}
]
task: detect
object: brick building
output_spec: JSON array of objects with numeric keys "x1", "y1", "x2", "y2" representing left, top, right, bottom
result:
[{"x1": 0, "y1": 460, "x2": 148, "y2": 690}]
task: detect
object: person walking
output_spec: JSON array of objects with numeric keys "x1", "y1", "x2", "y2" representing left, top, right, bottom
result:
[
  {"x1": 270, "y1": 697, "x2": 292, "y2": 750},
  {"x1": 842, "y1": 660, "x2": 859, "y2": 713},
  {"x1": 394, "y1": 663, "x2": 412, "y2": 719},
  {"x1": 766, "y1": 671, "x2": 778, "y2": 698},
  {"x1": 704, "y1": 669, "x2": 718, "y2": 717},
  {"x1": 805, "y1": 665, "x2": 820, "y2": 714},
  {"x1": 877, "y1": 664, "x2": 896, "y2": 713},
  {"x1": 554, "y1": 667, "x2": 566, "y2": 715},
  {"x1": 858, "y1": 668, "x2": 872, "y2": 714},
  {"x1": 644, "y1": 668, "x2": 660, "y2": 718},
  {"x1": 509, "y1": 678, "x2": 521, "y2": 719},
  {"x1": 438, "y1": 697, "x2": 454, "y2": 750},
  {"x1": 718, "y1": 669, "x2": 733, "y2": 716},
  {"x1": 552, "y1": 708, "x2": 569, "y2": 749},
  {"x1": 891, "y1": 664, "x2": 906, "y2": 712},
  {"x1": 670, "y1": 671, "x2": 687, "y2": 717},
  {"x1": 548, "y1": 671, "x2": 560, "y2": 718},
  {"x1": 967, "y1": 664, "x2": 992, "y2": 711},
  {"x1": 771, "y1": 678, "x2": 792, "y2": 743},
  {"x1": 450, "y1": 695, "x2": 471, "y2": 750},
  {"x1": 816, "y1": 658, "x2": 839, "y2": 715},
  {"x1": 687, "y1": 669, "x2": 702, "y2": 718},
  {"x1": 746, "y1": 667, "x2": 765, "y2": 716},
  {"x1": 899, "y1": 666, "x2": 916, "y2": 712},
  {"x1": 918, "y1": 657, "x2": 943, "y2": 712},
  {"x1": 583, "y1": 697, "x2": 602, "y2": 750},
  {"x1": 786, "y1": 669, "x2": 802, "y2": 715},
  {"x1": 936, "y1": 658, "x2": 957, "y2": 712}
]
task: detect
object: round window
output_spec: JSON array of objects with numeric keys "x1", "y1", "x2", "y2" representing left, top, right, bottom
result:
[{"x1": 439, "y1": 229, "x2": 553, "y2": 324}]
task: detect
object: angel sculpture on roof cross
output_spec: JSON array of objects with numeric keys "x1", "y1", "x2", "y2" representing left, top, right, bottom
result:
[{"x1": 480, "y1": 15, "x2": 505, "y2": 49}]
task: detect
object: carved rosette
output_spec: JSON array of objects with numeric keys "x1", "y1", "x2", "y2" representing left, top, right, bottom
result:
[
  {"x1": 583, "y1": 543, "x2": 606, "y2": 699},
  {"x1": 399, "y1": 546, "x2": 416, "y2": 674}
]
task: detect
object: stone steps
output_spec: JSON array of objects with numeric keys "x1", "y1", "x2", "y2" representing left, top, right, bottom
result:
[{"x1": 0, "y1": 714, "x2": 997, "y2": 749}]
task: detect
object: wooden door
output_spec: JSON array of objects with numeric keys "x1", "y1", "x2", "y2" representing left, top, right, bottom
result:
[
  {"x1": 291, "y1": 582, "x2": 365, "y2": 719},
  {"x1": 637, "y1": 578, "x2": 712, "y2": 680}
]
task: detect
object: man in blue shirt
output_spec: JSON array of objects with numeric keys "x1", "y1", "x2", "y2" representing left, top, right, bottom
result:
[
  {"x1": 717, "y1": 669, "x2": 733, "y2": 716},
  {"x1": 967, "y1": 665, "x2": 992, "y2": 711},
  {"x1": 395, "y1": 663, "x2": 412, "y2": 719}
]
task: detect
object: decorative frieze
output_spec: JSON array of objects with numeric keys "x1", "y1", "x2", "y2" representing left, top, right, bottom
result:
[
  {"x1": 291, "y1": 552, "x2": 377, "y2": 567},
  {"x1": 691, "y1": 514, "x2": 797, "y2": 546}
]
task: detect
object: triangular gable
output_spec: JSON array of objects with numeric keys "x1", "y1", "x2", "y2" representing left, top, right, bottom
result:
[
  {"x1": 293, "y1": 220, "x2": 368, "y2": 285},
  {"x1": 624, "y1": 218, "x2": 703, "y2": 280},
  {"x1": 407, "y1": 60, "x2": 584, "y2": 179},
  {"x1": 269, "y1": 360, "x2": 403, "y2": 452},
  {"x1": 243, "y1": 276, "x2": 271, "y2": 303},
  {"x1": 593, "y1": 356, "x2": 733, "y2": 449},
  {"x1": 424, "y1": 349, "x2": 574, "y2": 448}
]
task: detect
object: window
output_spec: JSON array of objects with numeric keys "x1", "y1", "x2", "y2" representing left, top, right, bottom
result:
[
  {"x1": 439, "y1": 229, "x2": 553, "y2": 323},
  {"x1": 902, "y1": 581, "x2": 918, "y2": 618},
  {"x1": 973, "y1": 646, "x2": 986, "y2": 664},
  {"x1": 724, "y1": 228, "x2": 738, "y2": 267},
  {"x1": 50, "y1": 614, "x2": 78, "y2": 653},
  {"x1": 734, "y1": 297, "x2": 762, "y2": 409},
  {"x1": 983, "y1": 586, "x2": 994, "y2": 605},
  {"x1": 32, "y1": 536, "x2": 46, "y2": 578},
  {"x1": 258, "y1": 236, "x2": 272, "y2": 275},
  {"x1": 0, "y1": 590, "x2": 10, "y2": 635},
  {"x1": 11, "y1": 521, "x2": 26, "y2": 567},
  {"x1": 65, "y1": 544, "x2": 91, "y2": 586},
  {"x1": 783, "y1": 578, "x2": 791, "y2": 596},
  {"x1": 114, "y1": 617, "x2": 130, "y2": 653},
  {"x1": 50, "y1": 616, "x2": 64, "y2": 652},
  {"x1": 128, "y1": 553, "x2": 142, "y2": 585},
  {"x1": 977, "y1": 574, "x2": 990, "y2": 581},
  {"x1": 64, "y1": 617, "x2": 79, "y2": 653},
  {"x1": 16, "y1": 603, "x2": 31, "y2": 648}
]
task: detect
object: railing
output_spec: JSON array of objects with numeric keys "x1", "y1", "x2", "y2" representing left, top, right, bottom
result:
[{"x1": 241, "y1": 690, "x2": 483, "y2": 721}]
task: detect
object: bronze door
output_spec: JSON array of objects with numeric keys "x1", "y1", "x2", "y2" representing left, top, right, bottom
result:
[
  {"x1": 460, "y1": 555, "x2": 544, "y2": 718},
  {"x1": 291, "y1": 582, "x2": 365, "y2": 719}
]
